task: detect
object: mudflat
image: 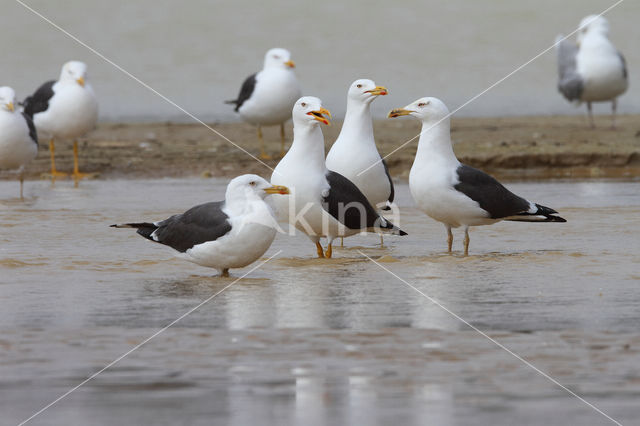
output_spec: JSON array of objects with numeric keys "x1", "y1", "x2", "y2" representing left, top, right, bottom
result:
[{"x1": 7, "y1": 114, "x2": 640, "y2": 181}]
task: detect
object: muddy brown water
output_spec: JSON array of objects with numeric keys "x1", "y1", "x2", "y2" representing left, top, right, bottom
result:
[{"x1": 1, "y1": 178, "x2": 640, "y2": 425}]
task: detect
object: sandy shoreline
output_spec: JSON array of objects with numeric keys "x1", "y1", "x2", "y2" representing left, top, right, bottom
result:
[{"x1": 4, "y1": 114, "x2": 640, "y2": 182}]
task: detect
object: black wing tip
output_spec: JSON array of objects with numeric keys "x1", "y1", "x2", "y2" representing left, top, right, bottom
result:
[
  {"x1": 547, "y1": 215, "x2": 567, "y2": 223},
  {"x1": 379, "y1": 219, "x2": 407, "y2": 236},
  {"x1": 111, "y1": 222, "x2": 157, "y2": 229},
  {"x1": 381, "y1": 205, "x2": 391, "y2": 211}
]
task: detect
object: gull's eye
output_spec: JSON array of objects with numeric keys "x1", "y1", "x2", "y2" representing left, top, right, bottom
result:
[
  {"x1": 249, "y1": 181, "x2": 256, "y2": 186},
  {"x1": 418, "y1": 103, "x2": 426, "y2": 107},
  {"x1": 273, "y1": 55, "x2": 280, "y2": 59},
  {"x1": 301, "y1": 102, "x2": 307, "y2": 107},
  {"x1": 356, "y1": 84, "x2": 363, "y2": 89}
]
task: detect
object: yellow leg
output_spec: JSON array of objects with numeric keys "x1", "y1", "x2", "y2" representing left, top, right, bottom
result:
[
  {"x1": 221, "y1": 268, "x2": 230, "y2": 277},
  {"x1": 257, "y1": 126, "x2": 271, "y2": 160},
  {"x1": 340, "y1": 237, "x2": 344, "y2": 247},
  {"x1": 315, "y1": 242, "x2": 325, "y2": 258},
  {"x1": 279, "y1": 123, "x2": 286, "y2": 157},
  {"x1": 71, "y1": 140, "x2": 93, "y2": 185},
  {"x1": 326, "y1": 243, "x2": 332, "y2": 259},
  {"x1": 380, "y1": 234, "x2": 384, "y2": 247},
  {"x1": 46, "y1": 139, "x2": 68, "y2": 180},
  {"x1": 463, "y1": 227, "x2": 470, "y2": 256},
  {"x1": 447, "y1": 226, "x2": 453, "y2": 253}
]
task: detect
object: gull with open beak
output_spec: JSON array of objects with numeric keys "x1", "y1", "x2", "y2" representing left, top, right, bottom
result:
[
  {"x1": 326, "y1": 78, "x2": 394, "y2": 247},
  {"x1": 389, "y1": 97, "x2": 565, "y2": 255},
  {"x1": 112, "y1": 174, "x2": 289, "y2": 277},
  {"x1": 226, "y1": 48, "x2": 302, "y2": 159},
  {"x1": 0, "y1": 86, "x2": 38, "y2": 200},
  {"x1": 271, "y1": 96, "x2": 406, "y2": 258},
  {"x1": 23, "y1": 60, "x2": 98, "y2": 185}
]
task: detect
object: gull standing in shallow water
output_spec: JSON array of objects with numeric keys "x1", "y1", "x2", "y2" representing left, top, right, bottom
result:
[
  {"x1": 226, "y1": 48, "x2": 302, "y2": 159},
  {"x1": 556, "y1": 15, "x2": 628, "y2": 128},
  {"x1": 23, "y1": 60, "x2": 98, "y2": 183},
  {"x1": 271, "y1": 96, "x2": 406, "y2": 259},
  {"x1": 0, "y1": 87, "x2": 38, "y2": 200},
  {"x1": 389, "y1": 97, "x2": 566, "y2": 255},
  {"x1": 111, "y1": 175, "x2": 289, "y2": 277},
  {"x1": 326, "y1": 79, "x2": 393, "y2": 246}
]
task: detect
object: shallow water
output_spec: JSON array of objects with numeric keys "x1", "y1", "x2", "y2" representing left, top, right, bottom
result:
[
  {"x1": 1, "y1": 178, "x2": 640, "y2": 425},
  {"x1": 3, "y1": 0, "x2": 639, "y2": 120}
]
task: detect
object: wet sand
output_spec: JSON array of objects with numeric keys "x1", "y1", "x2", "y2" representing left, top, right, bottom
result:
[
  {"x1": 4, "y1": 114, "x2": 640, "y2": 182},
  {"x1": 1, "y1": 179, "x2": 640, "y2": 425}
]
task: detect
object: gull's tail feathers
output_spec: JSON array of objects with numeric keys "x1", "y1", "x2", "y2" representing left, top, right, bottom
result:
[
  {"x1": 110, "y1": 222, "x2": 159, "y2": 240},
  {"x1": 504, "y1": 204, "x2": 566, "y2": 223}
]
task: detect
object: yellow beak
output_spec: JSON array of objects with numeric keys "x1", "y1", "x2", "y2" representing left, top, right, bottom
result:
[
  {"x1": 307, "y1": 107, "x2": 332, "y2": 125},
  {"x1": 6, "y1": 102, "x2": 14, "y2": 112},
  {"x1": 76, "y1": 77, "x2": 85, "y2": 87},
  {"x1": 388, "y1": 108, "x2": 412, "y2": 118},
  {"x1": 284, "y1": 60, "x2": 296, "y2": 68},
  {"x1": 264, "y1": 185, "x2": 290, "y2": 195},
  {"x1": 366, "y1": 86, "x2": 388, "y2": 96}
]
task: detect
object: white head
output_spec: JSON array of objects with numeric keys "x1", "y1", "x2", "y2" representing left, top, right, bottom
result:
[
  {"x1": 388, "y1": 97, "x2": 450, "y2": 123},
  {"x1": 347, "y1": 79, "x2": 388, "y2": 104},
  {"x1": 577, "y1": 15, "x2": 610, "y2": 43},
  {"x1": 263, "y1": 48, "x2": 296, "y2": 70},
  {"x1": 0, "y1": 86, "x2": 16, "y2": 113},
  {"x1": 59, "y1": 61, "x2": 89, "y2": 87},
  {"x1": 291, "y1": 96, "x2": 332, "y2": 128},
  {"x1": 225, "y1": 174, "x2": 289, "y2": 203}
]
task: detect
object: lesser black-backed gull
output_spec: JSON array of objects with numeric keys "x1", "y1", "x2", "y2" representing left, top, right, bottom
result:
[
  {"x1": 0, "y1": 87, "x2": 38, "y2": 200},
  {"x1": 226, "y1": 48, "x2": 302, "y2": 159},
  {"x1": 556, "y1": 15, "x2": 628, "y2": 128},
  {"x1": 271, "y1": 96, "x2": 406, "y2": 259},
  {"x1": 326, "y1": 79, "x2": 393, "y2": 246},
  {"x1": 111, "y1": 174, "x2": 289, "y2": 277},
  {"x1": 389, "y1": 97, "x2": 565, "y2": 255},
  {"x1": 23, "y1": 60, "x2": 98, "y2": 182}
]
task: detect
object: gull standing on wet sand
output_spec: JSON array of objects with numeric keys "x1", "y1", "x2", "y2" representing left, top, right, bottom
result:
[
  {"x1": 555, "y1": 15, "x2": 628, "y2": 128},
  {"x1": 389, "y1": 97, "x2": 566, "y2": 255},
  {"x1": 326, "y1": 79, "x2": 394, "y2": 246},
  {"x1": 0, "y1": 87, "x2": 38, "y2": 200},
  {"x1": 23, "y1": 60, "x2": 98, "y2": 183},
  {"x1": 226, "y1": 48, "x2": 302, "y2": 159},
  {"x1": 271, "y1": 96, "x2": 406, "y2": 259},
  {"x1": 111, "y1": 174, "x2": 289, "y2": 277}
]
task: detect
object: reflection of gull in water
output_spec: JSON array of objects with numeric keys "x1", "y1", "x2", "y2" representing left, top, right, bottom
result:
[{"x1": 555, "y1": 15, "x2": 628, "y2": 128}]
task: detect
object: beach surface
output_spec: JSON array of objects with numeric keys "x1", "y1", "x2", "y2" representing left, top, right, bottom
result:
[{"x1": 5, "y1": 115, "x2": 639, "y2": 182}]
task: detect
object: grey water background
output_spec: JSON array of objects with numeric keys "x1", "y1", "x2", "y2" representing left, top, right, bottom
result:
[
  {"x1": 2, "y1": 0, "x2": 639, "y2": 122},
  {"x1": 1, "y1": 179, "x2": 640, "y2": 425}
]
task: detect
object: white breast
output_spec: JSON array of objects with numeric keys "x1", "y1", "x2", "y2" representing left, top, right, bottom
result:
[
  {"x1": 577, "y1": 37, "x2": 628, "y2": 102},
  {"x1": 409, "y1": 160, "x2": 492, "y2": 228},
  {"x1": 238, "y1": 69, "x2": 301, "y2": 126},
  {"x1": 34, "y1": 83, "x2": 98, "y2": 139},
  {"x1": 0, "y1": 112, "x2": 37, "y2": 170},
  {"x1": 272, "y1": 164, "x2": 356, "y2": 240},
  {"x1": 326, "y1": 144, "x2": 390, "y2": 208}
]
